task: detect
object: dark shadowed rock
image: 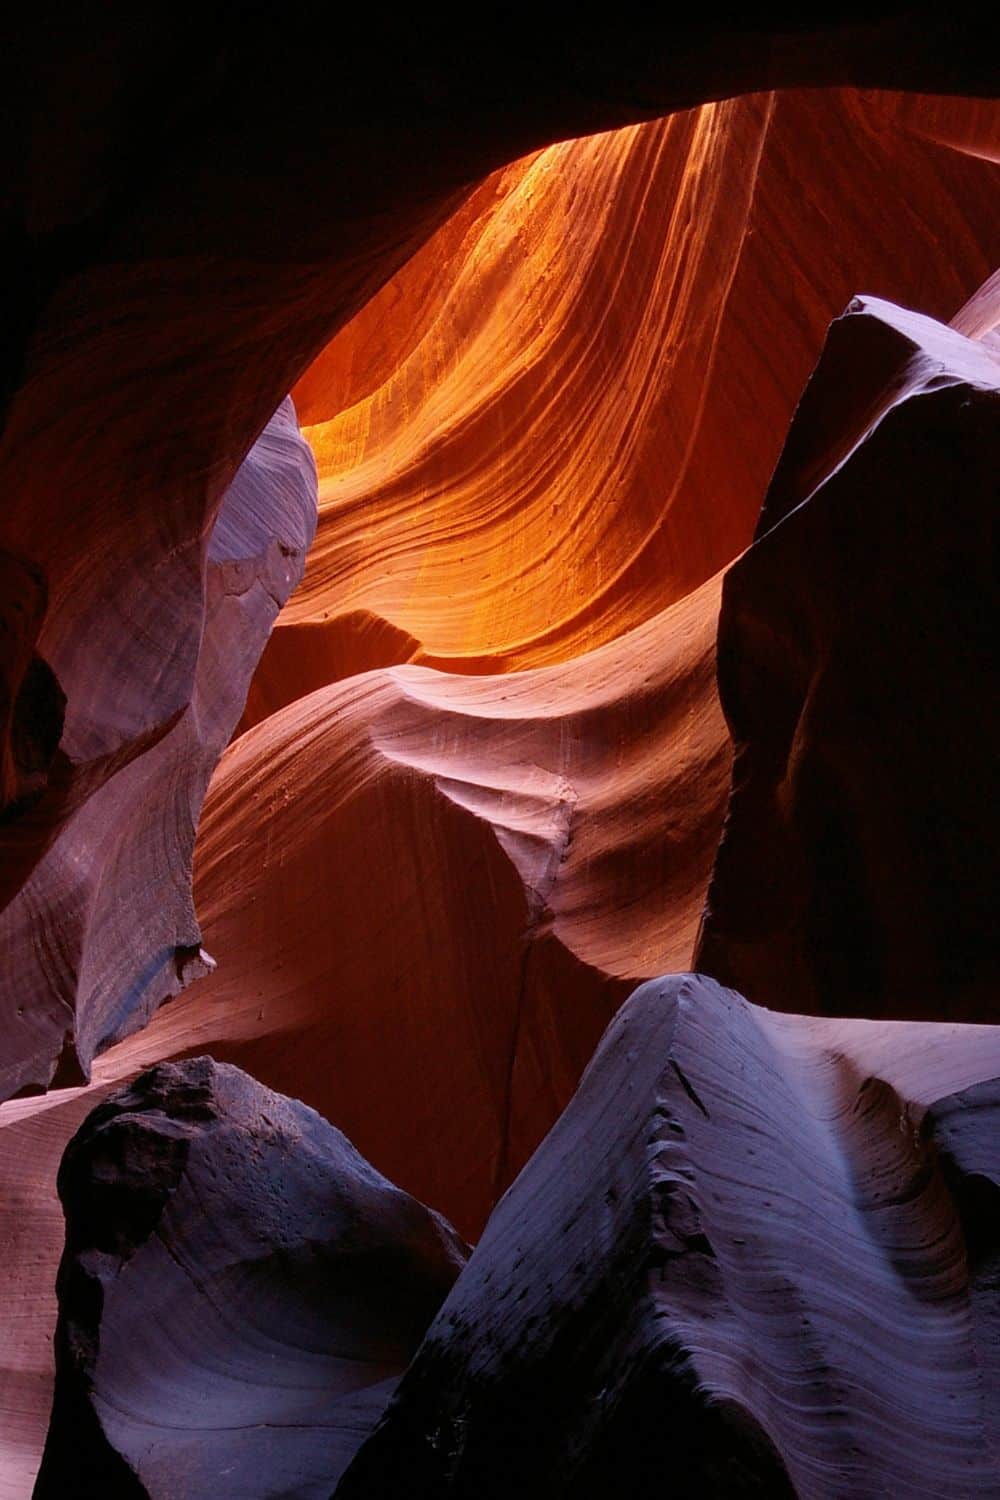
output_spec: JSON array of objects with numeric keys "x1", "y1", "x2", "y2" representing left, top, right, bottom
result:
[
  {"x1": 0, "y1": 399, "x2": 317, "y2": 1102},
  {"x1": 0, "y1": 8, "x2": 994, "y2": 954},
  {"x1": 337, "y1": 974, "x2": 1000, "y2": 1499},
  {"x1": 697, "y1": 299, "x2": 999, "y2": 1020},
  {"x1": 34, "y1": 1057, "x2": 468, "y2": 1499}
]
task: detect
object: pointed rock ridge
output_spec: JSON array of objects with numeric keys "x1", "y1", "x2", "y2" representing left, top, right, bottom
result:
[
  {"x1": 257, "y1": 88, "x2": 999, "y2": 706},
  {"x1": 33, "y1": 1056, "x2": 468, "y2": 1500},
  {"x1": 0, "y1": 529, "x2": 725, "y2": 1486},
  {"x1": 92, "y1": 568, "x2": 728, "y2": 1242},
  {"x1": 696, "y1": 295, "x2": 1000, "y2": 1021},
  {"x1": 0, "y1": 400, "x2": 317, "y2": 1103},
  {"x1": 337, "y1": 973, "x2": 1000, "y2": 1499}
]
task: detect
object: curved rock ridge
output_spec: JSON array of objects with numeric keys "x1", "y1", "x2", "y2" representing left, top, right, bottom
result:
[
  {"x1": 338, "y1": 973, "x2": 1000, "y2": 1500},
  {"x1": 0, "y1": 400, "x2": 317, "y2": 1103},
  {"x1": 4, "y1": 15, "x2": 990, "y2": 958},
  {"x1": 0, "y1": 568, "x2": 724, "y2": 1487},
  {"x1": 236, "y1": 88, "x2": 1000, "y2": 716},
  {"x1": 119, "y1": 569, "x2": 729, "y2": 1241},
  {"x1": 697, "y1": 296, "x2": 1000, "y2": 1021},
  {"x1": 32, "y1": 1056, "x2": 468, "y2": 1499},
  {"x1": 0, "y1": 17, "x2": 996, "y2": 1500}
]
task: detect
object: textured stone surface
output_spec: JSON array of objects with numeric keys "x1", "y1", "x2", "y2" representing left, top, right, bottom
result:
[
  {"x1": 0, "y1": 570, "x2": 727, "y2": 1492},
  {"x1": 0, "y1": 400, "x2": 316, "y2": 1102},
  {"x1": 34, "y1": 1057, "x2": 467, "y2": 1499},
  {"x1": 339, "y1": 974, "x2": 1000, "y2": 1499},
  {"x1": 127, "y1": 570, "x2": 729, "y2": 1241},
  {"x1": 0, "y1": 17, "x2": 998, "y2": 1496},
  {"x1": 267, "y1": 88, "x2": 999, "y2": 695},
  {"x1": 697, "y1": 298, "x2": 999, "y2": 1021},
  {"x1": 1, "y1": 13, "x2": 994, "y2": 932}
]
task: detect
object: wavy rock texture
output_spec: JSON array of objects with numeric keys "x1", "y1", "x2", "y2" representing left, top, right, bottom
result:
[
  {"x1": 114, "y1": 569, "x2": 729, "y2": 1241},
  {"x1": 1, "y1": 19, "x2": 998, "y2": 1495},
  {"x1": 696, "y1": 298, "x2": 999, "y2": 1021},
  {"x1": 0, "y1": 570, "x2": 725, "y2": 1492},
  {"x1": 339, "y1": 973, "x2": 1000, "y2": 1500},
  {"x1": 33, "y1": 1057, "x2": 467, "y2": 1499},
  {"x1": 240, "y1": 87, "x2": 1000, "y2": 719},
  {"x1": 0, "y1": 569, "x2": 725, "y2": 1494},
  {"x1": 5, "y1": 13, "x2": 987, "y2": 934},
  {"x1": 0, "y1": 401, "x2": 317, "y2": 1101}
]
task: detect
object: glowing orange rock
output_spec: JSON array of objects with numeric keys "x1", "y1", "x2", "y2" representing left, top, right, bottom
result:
[
  {"x1": 132, "y1": 570, "x2": 728, "y2": 1242},
  {"x1": 0, "y1": 25, "x2": 996, "y2": 1491},
  {"x1": 0, "y1": 570, "x2": 726, "y2": 1491},
  {"x1": 240, "y1": 88, "x2": 1000, "y2": 724}
]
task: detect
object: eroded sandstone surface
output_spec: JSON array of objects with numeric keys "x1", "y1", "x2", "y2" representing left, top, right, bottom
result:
[
  {"x1": 254, "y1": 87, "x2": 1000, "y2": 704},
  {"x1": 0, "y1": 400, "x2": 317, "y2": 1102},
  {"x1": 338, "y1": 975, "x2": 1000, "y2": 1499},
  {"x1": 34, "y1": 1058, "x2": 467, "y2": 1499},
  {"x1": 0, "y1": 15, "x2": 998, "y2": 1498}
]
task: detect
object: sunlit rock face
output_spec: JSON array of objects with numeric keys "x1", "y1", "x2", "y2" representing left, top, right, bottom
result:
[
  {"x1": 697, "y1": 298, "x2": 1000, "y2": 1022},
  {"x1": 246, "y1": 87, "x2": 999, "y2": 718},
  {"x1": 123, "y1": 570, "x2": 729, "y2": 1240},
  {"x1": 0, "y1": 401, "x2": 317, "y2": 1103},
  {"x1": 338, "y1": 975, "x2": 1000, "y2": 1500},
  {"x1": 201, "y1": 86, "x2": 1000, "y2": 1240},
  {"x1": 33, "y1": 1058, "x2": 467, "y2": 1500},
  {"x1": 5, "y1": 13, "x2": 988, "y2": 951},
  {"x1": 0, "y1": 15, "x2": 998, "y2": 1497}
]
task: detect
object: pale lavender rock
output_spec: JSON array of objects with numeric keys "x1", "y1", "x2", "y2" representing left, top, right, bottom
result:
[
  {"x1": 35, "y1": 1056, "x2": 467, "y2": 1498},
  {"x1": 0, "y1": 399, "x2": 316, "y2": 1100},
  {"x1": 338, "y1": 973, "x2": 1000, "y2": 1499}
]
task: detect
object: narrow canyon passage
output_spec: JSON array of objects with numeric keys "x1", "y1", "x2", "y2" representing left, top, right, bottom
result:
[{"x1": 1, "y1": 16, "x2": 998, "y2": 1499}]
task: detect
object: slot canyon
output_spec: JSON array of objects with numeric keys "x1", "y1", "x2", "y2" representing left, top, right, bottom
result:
[{"x1": 0, "y1": 10, "x2": 998, "y2": 1498}]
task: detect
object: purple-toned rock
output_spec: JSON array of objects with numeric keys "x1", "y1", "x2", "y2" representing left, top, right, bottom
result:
[
  {"x1": 697, "y1": 298, "x2": 999, "y2": 1021},
  {"x1": 338, "y1": 974, "x2": 1000, "y2": 1498},
  {"x1": 35, "y1": 1056, "x2": 467, "y2": 1499},
  {"x1": 0, "y1": 399, "x2": 316, "y2": 1102}
]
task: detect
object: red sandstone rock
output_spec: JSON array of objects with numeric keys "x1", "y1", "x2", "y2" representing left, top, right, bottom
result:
[
  {"x1": 1, "y1": 12, "x2": 994, "y2": 940},
  {"x1": 0, "y1": 568, "x2": 727, "y2": 1490},
  {"x1": 0, "y1": 17, "x2": 997, "y2": 1495},
  {"x1": 338, "y1": 973, "x2": 1000, "y2": 1499},
  {"x1": 696, "y1": 297, "x2": 1000, "y2": 1021},
  {"x1": 33, "y1": 1057, "x2": 467, "y2": 1499},
  {"x1": 0, "y1": 565, "x2": 727, "y2": 1494},
  {"x1": 263, "y1": 88, "x2": 999, "y2": 697},
  {"x1": 134, "y1": 571, "x2": 728, "y2": 1241},
  {"x1": 0, "y1": 401, "x2": 316, "y2": 1102}
]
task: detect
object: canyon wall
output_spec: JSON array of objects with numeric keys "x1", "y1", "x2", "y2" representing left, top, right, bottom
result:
[{"x1": 0, "y1": 15, "x2": 997, "y2": 1496}]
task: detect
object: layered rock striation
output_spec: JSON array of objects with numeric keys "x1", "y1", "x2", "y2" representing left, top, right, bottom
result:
[
  {"x1": 122, "y1": 569, "x2": 729, "y2": 1240},
  {"x1": 251, "y1": 88, "x2": 1000, "y2": 707},
  {"x1": 339, "y1": 974, "x2": 1000, "y2": 1499},
  {"x1": 0, "y1": 18, "x2": 998, "y2": 1496},
  {"x1": 34, "y1": 1058, "x2": 467, "y2": 1499},
  {"x1": 5, "y1": 12, "x2": 991, "y2": 935},
  {"x1": 0, "y1": 401, "x2": 317, "y2": 1103}
]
